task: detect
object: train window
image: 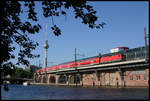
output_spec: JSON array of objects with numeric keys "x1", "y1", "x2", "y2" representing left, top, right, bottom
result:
[
  {"x1": 144, "y1": 76, "x2": 148, "y2": 81},
  {"x1": 130, "y1": 75, "x2": 133, "y2": 80},
  {"x1": 125, "y1": 50, "x2": 129, "y2": 54},
  {"x1": 136, "y1": 76, "x2": 140, "y2": 80}
]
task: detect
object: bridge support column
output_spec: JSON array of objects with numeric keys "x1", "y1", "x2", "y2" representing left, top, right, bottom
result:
[
  {"x1": 92, "y1": 71, "x2": 101, "y2": 86},
  {"x1": 41, "y1": 75, "x2": 43, "y2": 84},
  {"x1": 92, "y1": 72, "x2": 96, "y2": 86},
  {"x1": 75, "y1": 74, "x2": 78, "y2": 86},
  {"x1": 118, "y1": 68, "x2": 126, "y2": 87},
  {"x1": 47, "y1": 74, "x2": 51, "y2": 84},
  {"x1": 33, "y1": 73, "x2": 38, "y2": 83},
  {"x1": 96, "y1": 71, "x2": 101, "y2": 86},
  {"x1": 80, "y1": 73, "x2": 83, "y2": 86},
  {"x1": 73, "y1": 73, "x2": 82, "y2": 86},
  {"x1": 65, "y1": 74, "x2": 69, "y2": 85},
  {"x1": 55, "y1": 75, "x2": 59, "y2": 85}
]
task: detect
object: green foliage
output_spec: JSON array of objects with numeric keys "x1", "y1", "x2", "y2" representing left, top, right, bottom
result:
[
  {"x1": 11, "y1": 67, "x2": 32, "y2": 79},
  {"x1": 0, "y1": 0, "x2": 105, "y2": 76},
  {"x1": 3, "y1": 67, "x2": 13, "y2": 77}
]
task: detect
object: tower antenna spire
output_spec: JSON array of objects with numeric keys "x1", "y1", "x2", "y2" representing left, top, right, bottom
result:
[
  {"x1": 46, "y1": 24, "x2": 48, "y2": 40},
  {"x1": 44, "y1": 24, "x2": 49, "y2": 68}
]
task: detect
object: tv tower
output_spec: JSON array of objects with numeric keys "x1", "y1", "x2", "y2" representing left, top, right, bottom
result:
[{"x1": 44, "y1": 24, "x2": 49, "y2": 68}]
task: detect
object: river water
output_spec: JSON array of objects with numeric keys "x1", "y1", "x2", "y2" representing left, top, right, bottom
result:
[{"x1": 1, "y1": 84, "x2": 149, "y2": 100}]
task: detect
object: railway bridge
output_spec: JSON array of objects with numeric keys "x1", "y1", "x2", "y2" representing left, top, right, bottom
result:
[{"x1": 34, "y1": 46, "x2": 149, "y2": 87}]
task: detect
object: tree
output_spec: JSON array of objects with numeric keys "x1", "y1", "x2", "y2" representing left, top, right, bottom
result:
[
  {"x1": 11, "y1": 67, "x2": 32, "y2": 79},
  {"x1": 0, "y1": 0, "x2": 106, "y2": 75}
]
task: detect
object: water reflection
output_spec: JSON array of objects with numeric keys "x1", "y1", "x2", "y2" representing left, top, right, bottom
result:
[{"x1": 1, "y1": 84, "x2": 149, "y2": 100}]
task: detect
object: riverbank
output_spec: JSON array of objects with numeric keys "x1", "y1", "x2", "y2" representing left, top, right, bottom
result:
[{"x1": 30, "y1": 83, "x2": 148, "y2": 88}]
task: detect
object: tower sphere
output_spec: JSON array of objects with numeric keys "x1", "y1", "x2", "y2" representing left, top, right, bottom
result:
[{"x1": 44, "y1": 40, "x2": 49, "y2": 49}]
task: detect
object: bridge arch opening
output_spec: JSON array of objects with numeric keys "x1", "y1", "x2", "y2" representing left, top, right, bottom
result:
[
  {"x1": 38, "y1": 76, "x2": 42, "y2": 83},
  {"x1": 34, "y1": 74, "x2": 39, "y2": 83},
  {"x1": 49, "y1": 76, "x2": 56, "y2": 83},
  {"x1": 43, "y1": 76, "x2": 47, "y2": 83},
  {"x1": 69, "y1": 74, "x2": 80, "y2": 84},
  {"x1": 58, "y1": 75, "x2": 67, "y2": 84}
]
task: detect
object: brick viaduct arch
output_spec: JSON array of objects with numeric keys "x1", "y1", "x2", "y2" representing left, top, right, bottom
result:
[
  {"x1": 35, "y1": 71, "x2": 125, "y2": 86},
  {"x1": 49, "y1": 75, "x2": 56, "y2": 83},
  {"x1": 37, "y1": 75, "x2": 42, "y2": 83},
  {"x1": 58, "y1": 75, "x2": 67, "y2": 84},
  {"x1": 34, "y1": 65, "x2": 149, "y2": 87},
  {"x1": 42, "y1": 75, "x2": 47, "y2": 83},
  {"x1": 68, "y1": 74, "x2": 81, "y2": 84}
]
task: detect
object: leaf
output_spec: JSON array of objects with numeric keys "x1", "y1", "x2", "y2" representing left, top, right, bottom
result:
[{"x1": 61, "y1": 11, "x2": 66, "y2": 15}]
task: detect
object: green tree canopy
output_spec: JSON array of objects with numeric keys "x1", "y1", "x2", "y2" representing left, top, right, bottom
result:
[
  {"x1": 11, "y1": 67, "x2": 32, "y2": 79},
  {"x1": 0, "y1": 0, "x2": 105, "y2": 75}
]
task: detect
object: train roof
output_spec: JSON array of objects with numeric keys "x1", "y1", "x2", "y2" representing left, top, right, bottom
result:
[
  {"x1": 58, "y1": 55, "x2": 98, "y2": 65},
  {"x1": 114, "y1": 47, "x2": 129, "y2": 49},
  {"x1": 48, "y1": 46, "x2": 148, "y2": 67}
]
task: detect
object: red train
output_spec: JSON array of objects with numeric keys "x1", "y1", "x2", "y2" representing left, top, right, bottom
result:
[{"x1": 37, "y1": 47, "x2": 129, "y2": 73}]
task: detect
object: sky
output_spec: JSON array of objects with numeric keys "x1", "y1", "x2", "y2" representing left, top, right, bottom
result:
[{"x1": 11, "y1": 1, "x2": 149, "y2": 68}]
